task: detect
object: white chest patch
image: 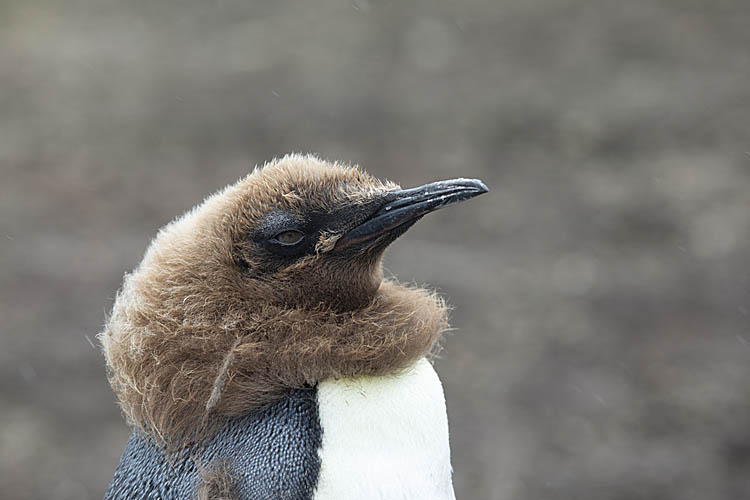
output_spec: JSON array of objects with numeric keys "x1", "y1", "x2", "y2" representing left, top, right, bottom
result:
[{"x1": 313, "y1": 358, "x2": 456, "y2": 500}]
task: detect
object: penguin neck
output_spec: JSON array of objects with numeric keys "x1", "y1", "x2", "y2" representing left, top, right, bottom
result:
[{"x1": 102, "y1": 278, "x2": 449, "y2": 448}]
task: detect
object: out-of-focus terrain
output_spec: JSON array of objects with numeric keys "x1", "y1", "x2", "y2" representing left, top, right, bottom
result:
[{"x1": 2, "y1": 1, "x2": 750, "y2": 498}]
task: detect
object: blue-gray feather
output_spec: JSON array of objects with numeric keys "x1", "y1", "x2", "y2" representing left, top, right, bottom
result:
[{"x1": 104, "y1": 388, "x2": 322, "y2": 500}]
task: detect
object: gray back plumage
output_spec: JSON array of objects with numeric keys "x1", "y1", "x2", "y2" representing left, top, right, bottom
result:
[{"x1": 104, "y1": 388, "x2": 322, "y2": 500}]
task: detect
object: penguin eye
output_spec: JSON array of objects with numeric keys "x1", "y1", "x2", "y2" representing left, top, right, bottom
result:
[{"x1": 272, "y1": 230, "x2": 305, "y2": 246}]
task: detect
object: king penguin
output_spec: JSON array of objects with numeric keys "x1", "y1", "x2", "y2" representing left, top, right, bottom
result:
[{"x1": 100, "y1": 154, "x2": 488, "y2": 500}]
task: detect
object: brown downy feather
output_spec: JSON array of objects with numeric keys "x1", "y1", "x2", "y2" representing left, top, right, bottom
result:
[
  {"x1": 99, "y1": 154, "x2": 449, "y2": 448},
  {"x1": 195, "y1": 462, "x2": 237, "y2": 500}
]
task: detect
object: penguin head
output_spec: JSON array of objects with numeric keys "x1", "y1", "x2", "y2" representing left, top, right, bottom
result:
[
  {"x1": 143, "y1": 154, "x2": 487, "y2": 313},
  {"x1": 222, "y1": 155, "x2": 398, "y2": 311}
]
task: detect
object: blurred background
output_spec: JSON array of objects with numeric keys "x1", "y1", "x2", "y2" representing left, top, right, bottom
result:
[{"x1": 2, "y1": 0, "x2": 750, "y2": 498}]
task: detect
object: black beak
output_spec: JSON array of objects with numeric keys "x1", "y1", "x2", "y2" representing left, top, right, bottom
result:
[{"x1": 335, "y1": 178, "x2": 489, "y2": 250}]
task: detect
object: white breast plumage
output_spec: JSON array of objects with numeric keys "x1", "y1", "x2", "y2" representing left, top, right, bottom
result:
[{"x1": 313, "y1": 358, "x2": 456, "y2": 500}]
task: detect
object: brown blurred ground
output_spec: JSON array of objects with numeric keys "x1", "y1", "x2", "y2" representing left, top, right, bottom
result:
[{"x1": 2, "y1": 1, "x2": 750, "y2": 499}]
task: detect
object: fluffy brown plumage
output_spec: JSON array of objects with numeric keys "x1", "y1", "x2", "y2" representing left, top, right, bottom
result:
[
  {"x1": 195, "y1": 462, "x2": 237, "y2": 500},
  {"x1": 100, "y1": 155, "x2": 449, "y2": 447}
]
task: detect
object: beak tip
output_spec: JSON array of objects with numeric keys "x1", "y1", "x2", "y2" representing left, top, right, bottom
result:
[
  {"x1": 454, "y1": 178, "x2": 489, "y2": 199},
  {"x1": 453, "y1": 178, "x2": 489, "y2": 195},
  {"x1": 473, "y1": 179, "x2": 489, "y2": 194}
]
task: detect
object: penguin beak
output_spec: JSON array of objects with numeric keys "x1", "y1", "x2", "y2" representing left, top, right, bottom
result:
[{"x1": 335, "y1": 178, "x2": 489, "y2": 250}]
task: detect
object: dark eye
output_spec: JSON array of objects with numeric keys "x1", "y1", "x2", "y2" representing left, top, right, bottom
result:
[{"x1": 273, "y1": 230, "x2": 305, "y2": 245}]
